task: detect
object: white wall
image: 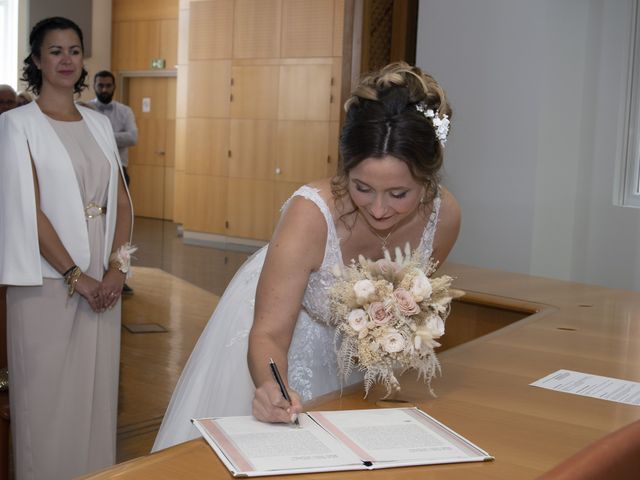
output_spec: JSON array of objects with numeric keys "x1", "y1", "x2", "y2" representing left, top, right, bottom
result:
[{"x1": 417, "y1": 0, "x2": 640, "y2": 290}]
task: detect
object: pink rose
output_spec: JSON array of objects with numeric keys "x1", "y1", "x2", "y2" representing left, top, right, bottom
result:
[
  {"x1": 367, "y1": 302, "x2": 392, "y2": 326},
  {"x1": 393, "y1": 288, "x2": 420, "y2": 316}
]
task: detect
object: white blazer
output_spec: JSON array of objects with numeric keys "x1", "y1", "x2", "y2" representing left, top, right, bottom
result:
[{"x1": 0, "y1": 101, "x2": 133, "y2": 286}]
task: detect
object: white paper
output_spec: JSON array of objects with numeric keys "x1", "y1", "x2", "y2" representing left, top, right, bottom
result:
[
  {"x1": 530, "y1": 369, "x2": 640, "y2": 406},
  {"x1": 194, "y1": 408, "x2": 492, "y2": 477},
  {"x1": 311, "y1": 408, "x2": 484, "y2": 463},
  {"x1": 199, "y1": 415, "x2": 362, "y2": 473}
]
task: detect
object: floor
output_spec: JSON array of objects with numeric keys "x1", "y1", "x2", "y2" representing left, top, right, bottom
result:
[{"x1": 132, "y1": 217, "x2": 252, "y2": 297}]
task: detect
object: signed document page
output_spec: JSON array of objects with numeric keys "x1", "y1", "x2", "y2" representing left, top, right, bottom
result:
[
  {"x1": 193, "y1": 415, "x2": 363, "y2": 476},
  {"x1": 309, "y1": 408, "x2": 492, "y2": 466}
]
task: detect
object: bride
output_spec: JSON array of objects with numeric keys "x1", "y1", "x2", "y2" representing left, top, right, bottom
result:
[{"x1": 152, "y1": 62, "x2": 461, "y2": 451}]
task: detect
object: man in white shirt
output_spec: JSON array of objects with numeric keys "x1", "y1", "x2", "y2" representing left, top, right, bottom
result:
[
  {"x1": 91, "y1": 71, "x2": 137, "y2": 294},
  {"x1": 90, "y1": 70, "x2": 137, "y2": 185}
]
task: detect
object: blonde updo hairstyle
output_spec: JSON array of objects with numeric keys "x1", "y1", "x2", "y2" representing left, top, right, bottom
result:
[{"x1": 332, "y1": 62, "x2": 451, "y2": 218}]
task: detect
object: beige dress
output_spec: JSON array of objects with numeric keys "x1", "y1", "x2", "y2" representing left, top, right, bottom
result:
[{"x1": 7, "y1": 118, "x2": 120, "y2": 480}]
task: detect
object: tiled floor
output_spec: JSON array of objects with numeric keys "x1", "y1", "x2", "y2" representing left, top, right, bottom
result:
[{"x1": 132, "y1": 217, "x2": 253, "y2": 297}]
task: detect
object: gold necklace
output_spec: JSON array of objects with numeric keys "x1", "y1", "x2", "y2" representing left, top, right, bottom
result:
[{"x1": 359, "y1": 212, "x2": 399, "y2": 250}]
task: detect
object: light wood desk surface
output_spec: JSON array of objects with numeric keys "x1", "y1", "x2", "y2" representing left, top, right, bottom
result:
[{"x1": 81, "y1": 263, "x2": 640, "y2": 479}]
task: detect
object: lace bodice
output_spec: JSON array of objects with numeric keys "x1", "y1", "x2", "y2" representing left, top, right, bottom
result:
[{"x1": 285, "y1": 185, "x2": 441, "y2": 326}]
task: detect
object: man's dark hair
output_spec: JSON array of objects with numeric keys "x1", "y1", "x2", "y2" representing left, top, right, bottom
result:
[{"x1": 94, "y1": 70, "x2": 116, "y2": 84}]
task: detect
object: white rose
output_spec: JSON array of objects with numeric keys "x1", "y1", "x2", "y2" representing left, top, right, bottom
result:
[
  {"x1": 347, "y1": 309, "x2": 368, "y2": 332},
  {"x1": 382, "y1": 331, "x2": 405, "y2": 353},
  {"x1": 410, "y1": 270, "x2": 432, "y2": 302},
  {"x1": 353, "y1": 279, "x2": 376, "y2": 305},
  {"x1": 425, "y1": 314, "x2": 445, "y2": 338}
]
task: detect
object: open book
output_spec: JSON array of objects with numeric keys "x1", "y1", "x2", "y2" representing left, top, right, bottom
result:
[{"x1": 193, "y1": 407, "x2": 493, "y2": 477}]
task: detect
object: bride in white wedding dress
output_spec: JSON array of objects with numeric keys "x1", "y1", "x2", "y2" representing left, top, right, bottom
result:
[{"x1": 152, "y1": 62, "x2": 461, "y2": 452}]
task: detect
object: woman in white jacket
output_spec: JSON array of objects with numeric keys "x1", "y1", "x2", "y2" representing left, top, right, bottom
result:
[{"x1": 0, "y1": 17, "x2": 133, "y2": 480}]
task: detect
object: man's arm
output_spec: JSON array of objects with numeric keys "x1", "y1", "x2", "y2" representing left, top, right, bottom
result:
[{"x1": 113, "y1": 105, "x2": 138, "y2": 149}]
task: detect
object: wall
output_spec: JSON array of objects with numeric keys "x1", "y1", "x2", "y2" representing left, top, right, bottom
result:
[{"x1": 416, "y1": 0, "x2": 640, "y2": 290}]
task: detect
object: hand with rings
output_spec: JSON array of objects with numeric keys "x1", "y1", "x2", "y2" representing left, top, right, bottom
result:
[{"x1": 100, "y1": 268, "x2": 125, "y2": 310}]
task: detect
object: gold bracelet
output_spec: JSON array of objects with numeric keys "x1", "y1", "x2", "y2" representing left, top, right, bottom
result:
[{"x1": 63, "y1": 266, "x2": 82, "y2": 297}]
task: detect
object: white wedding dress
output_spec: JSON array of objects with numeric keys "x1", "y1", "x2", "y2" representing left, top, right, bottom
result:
[{"x1": 152, "y1": 185, "x2": 441, "y2": 451}]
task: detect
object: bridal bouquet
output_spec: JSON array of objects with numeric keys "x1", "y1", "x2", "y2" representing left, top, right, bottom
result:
[{"x1": 330, "y1": 244, "x2": 462, "y2": 397}]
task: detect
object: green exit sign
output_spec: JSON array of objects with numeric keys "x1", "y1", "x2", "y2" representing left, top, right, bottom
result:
[{"x1": 151, "y1": 58, "x2": 166, "y2": 69}]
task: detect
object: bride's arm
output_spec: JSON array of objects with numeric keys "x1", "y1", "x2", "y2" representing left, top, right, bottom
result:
[{"x1": 248, "y1": 196, "x2": 327, "y2": 423}]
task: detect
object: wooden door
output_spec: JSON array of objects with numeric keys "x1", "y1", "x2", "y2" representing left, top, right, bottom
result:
[{"x1": 125, "y1": 76, "x2": 176, "y2": 220}]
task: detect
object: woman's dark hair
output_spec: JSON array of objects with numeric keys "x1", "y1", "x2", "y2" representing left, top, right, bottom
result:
[
  {"x1": 332, "y1": 62, "x2": 452, "y2": 213},
  {"x1": 22, "y1": 17, "x2": 88, "y2": 96}
]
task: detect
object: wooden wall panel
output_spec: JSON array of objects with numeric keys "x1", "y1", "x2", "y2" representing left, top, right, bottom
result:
[
  {"x1": 189, "y1": 0, "x2": 234, "y2": 60},
  {"x1": 230, "y1": 65, "x2": 280, "y2": 119},
  {"x1": 112, "y1": 21, "x2": 161, "y2": 71},
  {"x1": 113, "y1": 0, "x2": 178, "y2": 21},
  {"x1": 281, "y1": 0, "x2": 334, "y2": 58},
  {"x1": 229, "y1": 120, "x2": 277, "y2": 180},
  {"x1": 128, "y1": 77, "x2": 168, "y2": 118},
  {"x1": 226, "y1": 179, "x2": 275, "y2": 240},
  {"x1": 233, "y1": 0, "x2": 282, "y2": 58},
  {"x1": 174, "y1": 119, "x2": 187, "y2": 171},
  {"x1": 164, "y1": 166, "x2": 175, "y2": 220},
  {"x1": 330, "y1": 58, "x2": 342, "y2": 121},
  {"x1": 333, "y1": 0, "x2": 345, "y2": 58},
  {"x1": 130, "y1": 119, "x2": 167, "y2": 167},
  {"x1": 166, "y1": 77, "x2": 177, "y2": 119},
  {"x1": 278, "y1": 64, "x2": 332, "y2": 120},
  {"x1": 276, "y1": 121, "x2": 329, "y2": 183},
  {"x1": 186, "y1": 60, "x2": 231, "y2": 118},
  {"x1": 172, "y1": 0, "x2": 348, "y2": 240},
  {"x1": 176, "y1": 65, "x2": 188, "y2": 118},
  {"x1": 327, "y1": 120, "x2": 339, "y2": 177},
  {"x1": 160, "y1": 19, "x2": 179, "y2": 69},
  {"x1": 184, "y1": 119, "x2": 230, "y2": 176},
  {"x1": 177, "y1": 7, "x2": 190, "y2": 65},
  {"x1": 127, "y1": 165, "x2": 166, "y2": 218},
  {"x1": 183, "y1": 175, "x2": 227, "y2": 233},
  {"x1": 173, "y1": 170, "x2": 185, "y2": 223},
  {"x1": 165, "y1": 119, "x2": 176, "y2": 168}
]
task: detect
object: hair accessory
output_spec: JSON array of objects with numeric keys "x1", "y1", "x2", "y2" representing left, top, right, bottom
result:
[
  {"x1": 415, "y1": 103, "x2": 450, "y2": 146},
  {"x1": 109, "y1": 243, "x2": 138, "y2": 275}
]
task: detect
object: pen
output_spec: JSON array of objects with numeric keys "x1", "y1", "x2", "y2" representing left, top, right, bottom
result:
[{"x1": 269, "y1": 358, "x2": 300, "y2": 426}]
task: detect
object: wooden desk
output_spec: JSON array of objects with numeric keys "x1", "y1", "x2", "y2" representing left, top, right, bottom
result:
[{"x1": 80, "y1": 263, "x2": 640, "y2": 479}]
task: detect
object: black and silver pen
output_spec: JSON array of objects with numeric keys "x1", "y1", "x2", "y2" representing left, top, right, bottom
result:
[{"x1": 269, "y1": 357, "x2": 300, "y2": 426}]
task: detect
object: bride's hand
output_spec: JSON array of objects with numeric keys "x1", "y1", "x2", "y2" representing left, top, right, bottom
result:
[{"x1": 252, "y1": 380, "x2": 303, "y2": 424}]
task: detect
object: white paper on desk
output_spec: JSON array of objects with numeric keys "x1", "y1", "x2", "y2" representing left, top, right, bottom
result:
[
  {"x1": 195, "y1": 415, "x2": 363, "y2": 473},
  {"x1": 530, "y1": 369, "x2": 640, "y2": 406},
  {"x1": 194, "y1": 408, "x2": 492, "y2": 477},
  {"x1": 310, "y1": 408, "x2": 485, "y2": 464}
]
